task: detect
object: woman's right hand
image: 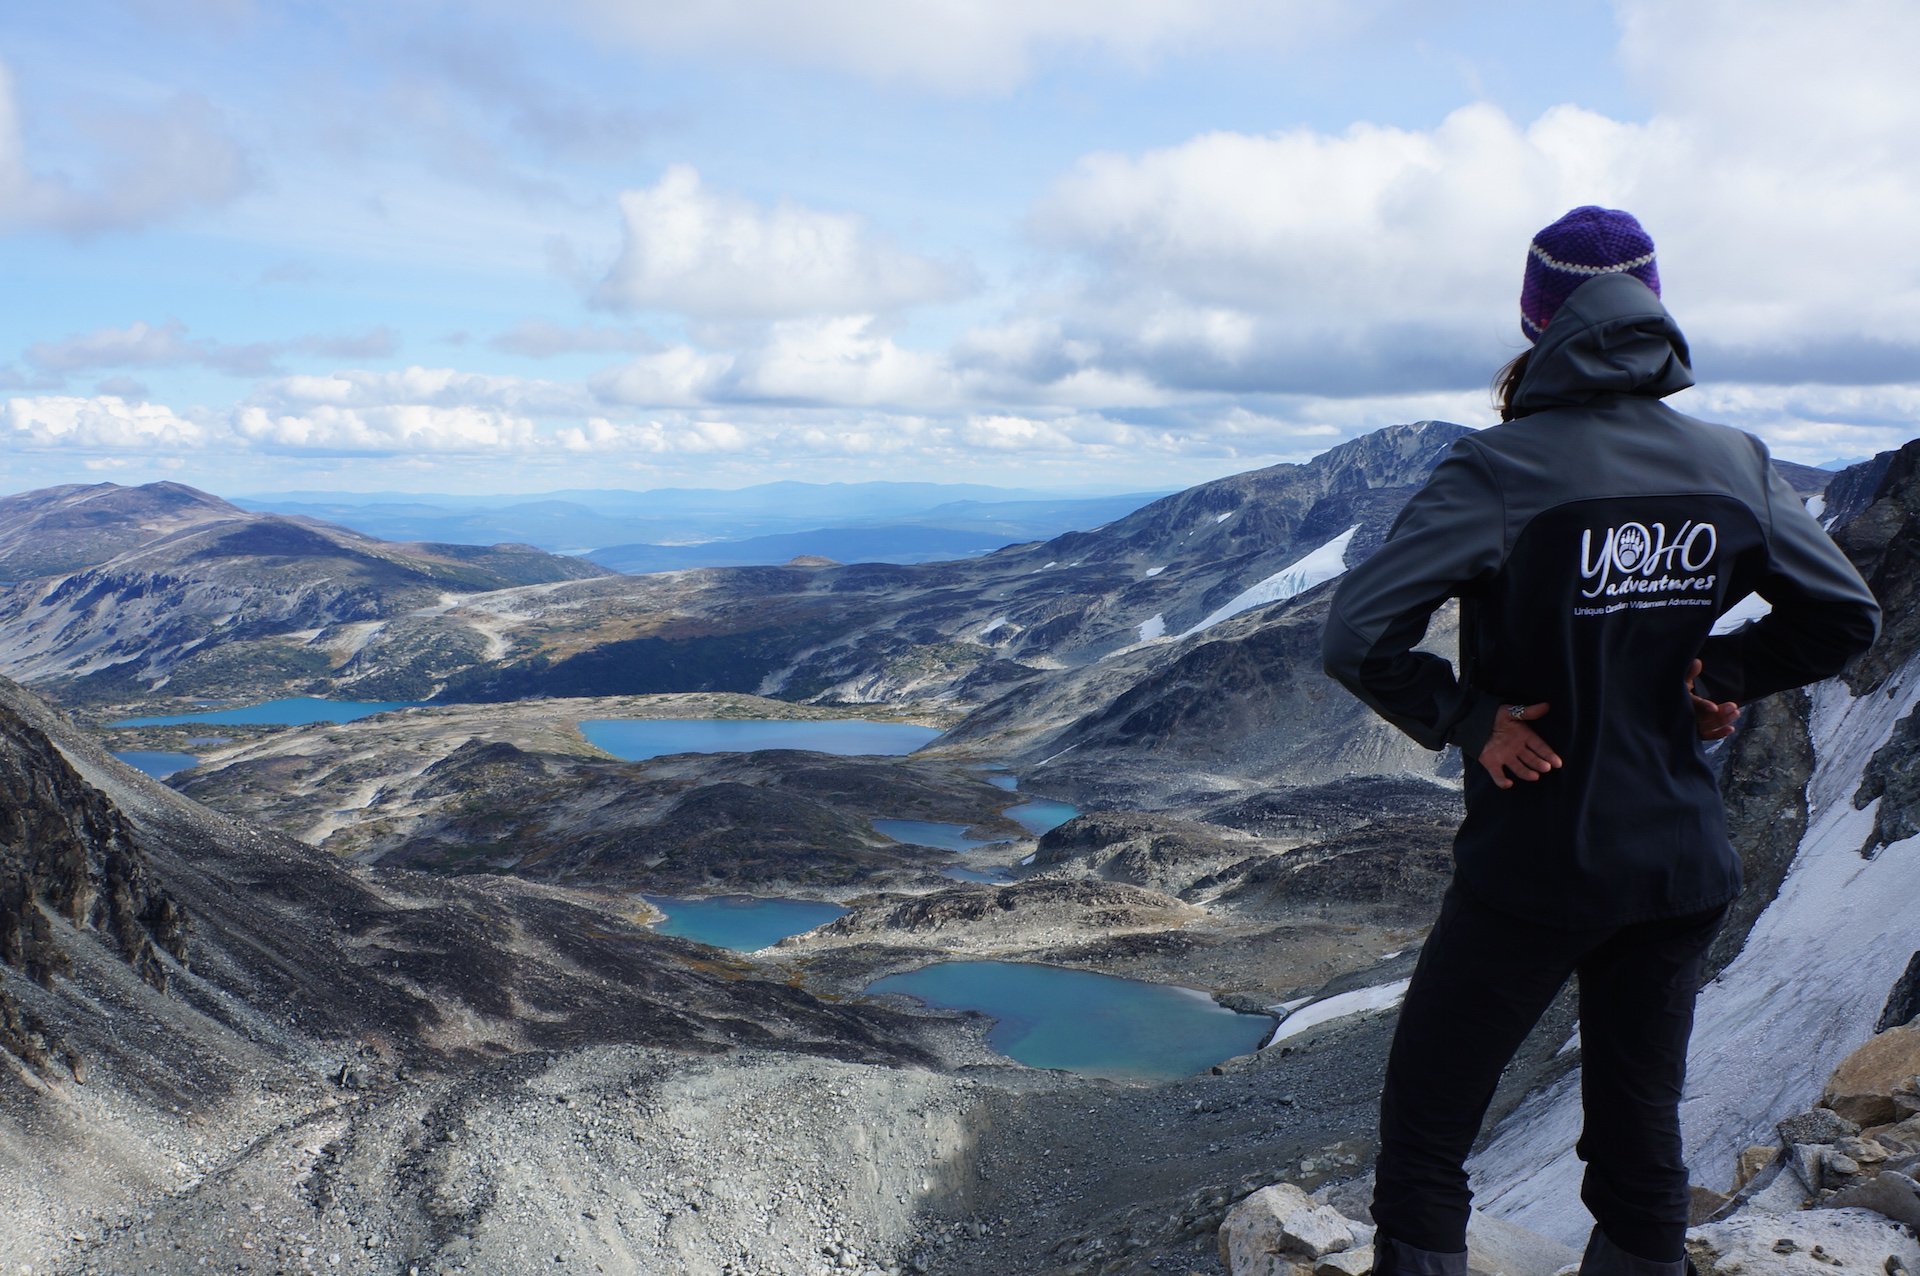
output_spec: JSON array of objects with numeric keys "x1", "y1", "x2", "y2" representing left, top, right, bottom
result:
[{"x1": 1478, "y1": 702, "x2": 1562, "y2": 790}]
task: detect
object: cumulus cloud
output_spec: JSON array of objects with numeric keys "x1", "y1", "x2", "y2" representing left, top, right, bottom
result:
[
  {"x1": 2, "y1": 395, "x2": 209, "y2": 448},
  {"x1": 248, "y1": 366, "x2": 587, "y2": 416},
  {"x1": 555, "y1": 0, "x2": 1347, "y2": 95},
  {"x1": 1013, "y1": 0, "x2": 1920, "y2": 402},
  {"x1": 593, "y1": 166, "x2": 968, "y2": 319},
  {"x1": 0, "y1": 62, "x2": 251, "y2": 237},
  {"x1": 25, "y1": 320, "x2": 398, "y2": 379},
  {"x1": 232, "y1": 404, "x2": 539, "y2": 453}
]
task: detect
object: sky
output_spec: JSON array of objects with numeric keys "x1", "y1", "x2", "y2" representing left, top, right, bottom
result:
[{"x1": 2, "y1": 0, "x2": 1917, "y2": 497}]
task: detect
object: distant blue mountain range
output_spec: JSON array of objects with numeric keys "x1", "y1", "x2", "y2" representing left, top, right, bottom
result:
[{"x1": 234, "y1": 480, "x2": 1175, "y2": 571}]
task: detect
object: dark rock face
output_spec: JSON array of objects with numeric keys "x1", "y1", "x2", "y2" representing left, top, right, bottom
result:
[
  {"x1": 0, "y1": 701, "x2": 187, "y2": 1070},
  {"x1": 1854, "y1": 703, "x2": 1920, "y2": 858},
  {"x1": 1877, "y1": 950, "x2": 1920, "y2": 1032},
  {"x1": 1706, "y1": 689, "x2": 1816, "y2": 978},
  {"x1": 1833, "y1": 439, "x2": 1920, "y2": 693}
]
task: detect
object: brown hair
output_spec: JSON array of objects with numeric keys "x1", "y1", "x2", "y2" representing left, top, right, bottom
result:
[{"x1": 1493, "y1": 348, "x2": 1531, "y2": 422}]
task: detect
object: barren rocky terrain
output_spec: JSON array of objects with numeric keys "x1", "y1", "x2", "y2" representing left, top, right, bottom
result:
[{"x1": 3, "y1": 427, "x2": 1914, "y2": 1275}]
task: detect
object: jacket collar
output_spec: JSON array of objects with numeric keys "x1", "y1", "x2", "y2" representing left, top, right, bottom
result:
[{"x1": 1511, "y1": 272, "x2": 1694, "y2": 417}]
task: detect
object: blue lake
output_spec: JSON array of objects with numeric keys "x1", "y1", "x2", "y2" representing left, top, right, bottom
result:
[
  {"x1": 642, "y1": 894, "x2": 846, "y2": 950},
  {"x1": 112, "y1": 750, "x2": 200, "y2": 779},
  {"x1": 870, "y1": 818, "x2": 1004, "y2": 853},
  {"x1": 983, "y1": 773, "x2": 1020, "y2": 791},
  {"x1": 1005, "y1": 799, "x2": 1079, "y2": 836},
  {"x1": 867, "y1": 960, "x2": 1272, "y2": 1082},
  {"x1": 112, "y1": 697, "x2": 422, "y2": 727},
  {"x1": 582, "y1": 718, "x2": 943, "y2": 761}
]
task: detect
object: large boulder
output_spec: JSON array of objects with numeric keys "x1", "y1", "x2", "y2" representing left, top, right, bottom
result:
[
  {"x1": 1221, "y1": 1183, "x2": 1373, "y2": 1276},
  {"x1": 1822, "y1": 1025, "x2": 1920, "y2": 1126}
]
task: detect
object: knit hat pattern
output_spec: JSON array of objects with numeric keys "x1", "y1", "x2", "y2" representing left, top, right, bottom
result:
[{"x1": 1520, "y1": 205, "x2": 1659, "y2": 341}]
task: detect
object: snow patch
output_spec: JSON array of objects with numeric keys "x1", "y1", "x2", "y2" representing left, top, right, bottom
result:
[
  {"x1": 977, "y1": 616, "x2": 1010, "y2": 638},
  {"x1": 1177, "y1": 525, "x2": 1360, "y2": 639},
  {"x1": 1710, "y1": 592, "x2": 1773, "y2": 635},
  {"x1": 1265, "y1": 978, "x2": 1411, "y2": 1046},
  {"x1": 1214, "y1": 511, "x2": 1234, "y2": 523},
  {"x1": 1136, "y1": 613, "x2": 1166, "y2": 642},
  {"x1": 1144, "y1": 565, "x2": 1165, "y2": 577},
  {"x1": 1805, "y1": 494, "x2": 1826, "y2": 520}
]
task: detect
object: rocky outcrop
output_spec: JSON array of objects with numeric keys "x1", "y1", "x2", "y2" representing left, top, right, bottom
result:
[
  {"x1": 1, "y1": 696, "x2": 187, "y2": 1072},
  {"x1": 798, "y1": 878, "x2": 1200, "y2": 952}
]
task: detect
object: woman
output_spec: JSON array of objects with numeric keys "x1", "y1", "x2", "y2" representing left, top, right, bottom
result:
[{"x1": 1320, "y1": 206, "x2": 1880, "y2": 1276}]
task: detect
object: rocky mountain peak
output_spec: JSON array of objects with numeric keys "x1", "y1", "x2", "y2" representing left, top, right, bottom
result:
[{"x1": 1305, "y1": 419, "x2": 1473, "y2": 492}]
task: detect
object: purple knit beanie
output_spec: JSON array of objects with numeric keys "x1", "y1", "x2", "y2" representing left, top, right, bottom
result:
[{"x1": 1520, "y1": 205, "x2": 1660, "y2": 342}]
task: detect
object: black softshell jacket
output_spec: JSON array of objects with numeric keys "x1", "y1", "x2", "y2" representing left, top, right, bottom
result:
[{"x1": 1322, "y1": 273, "x2": 1881, "y2": 928}]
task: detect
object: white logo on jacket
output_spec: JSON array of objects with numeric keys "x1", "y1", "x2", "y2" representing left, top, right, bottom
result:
[{"x1": 1578, "y1": 520, "x2": 1718, "y2": 600}]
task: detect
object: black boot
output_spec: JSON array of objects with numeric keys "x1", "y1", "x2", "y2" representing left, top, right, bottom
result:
[
  {"x1": 1577, "y1": 1226, "x2": 1688, "y2": 1276},
  {"x1": 1373, "y1": 1232, "x2": 1469, "y2": 1276}
]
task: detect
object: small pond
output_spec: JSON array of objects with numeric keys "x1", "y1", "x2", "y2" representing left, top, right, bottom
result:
[
  {"x1": 112, "y1": 697, "x2": 423, "y2": 727},
  {"x1": 111, "y1": 750, "x2": 200, "y2": 779},
  {"x1": 866, "y1": 960, "x2": 1272, "y2": 1082},
  {"x1": 870, "y1": 818, "x2": 1003, "y2": 853},
  {"x1": 642, "y1": 894, "x2": 846, "y2": 951},
  {"x1": 582, "y1": 718, "x2": 942, "y2": 761},
  {"x1": 1004, "y1": 798, "x2": 1079, "y2": 836}
]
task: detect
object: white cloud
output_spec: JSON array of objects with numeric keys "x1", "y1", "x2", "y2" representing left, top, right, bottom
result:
[
  {"x1": 2, "y1": 395, "x2": 208, "y2": 448},
  {"x1": 555, "y1": 0, "x2": 1349, "y2": 95},
  {"x1": 0, "y1": 61, "x2": 251, "y2": 237},
  {"x1": 593, "y1": 165, "x2": 968, "y2": 319},
  {"x1": 24, "y1": 319, "x2": 397, "y2": 378},
  {"x1": 1019, "y1": 0, "x2": 1920, "y2": 398},
  {"x1": 589, "y1": 347, "x2": 734, "y2": 407},
  {"x1": 232, "y1": 404, "x2": 538, "y2": 453},
  {"x1": 725, "y1": 315, "x2": 960, "y2": 406},
  {"x1": 251, "y1": 366, "x2": 588, "y2": 416}
]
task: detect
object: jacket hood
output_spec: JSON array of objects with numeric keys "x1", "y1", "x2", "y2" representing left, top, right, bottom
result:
[{"x1": 1511, "y1": 272, "x2": 1694, "y2": 417}]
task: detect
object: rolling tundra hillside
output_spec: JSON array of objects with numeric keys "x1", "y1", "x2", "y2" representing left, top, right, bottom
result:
[{"x1": 0, "y1": 483, "x2": 605, "y2": 702}]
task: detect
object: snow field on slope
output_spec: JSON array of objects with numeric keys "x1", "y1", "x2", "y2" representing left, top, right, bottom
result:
[{"x1": 1176, "y1": 525, "x2": 1360, "y2": 640}]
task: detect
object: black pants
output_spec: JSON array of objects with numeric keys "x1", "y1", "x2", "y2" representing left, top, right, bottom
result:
[{"x1": 1370, "y1": 880, "x2": 1728, "y2": 1270}]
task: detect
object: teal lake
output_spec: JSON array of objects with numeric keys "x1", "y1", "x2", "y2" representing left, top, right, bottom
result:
[
  {"x1": 866, "y1": 960, "x2": 1272, "y2": 1081},
  {"x1": 643, "y1": 894, "x2": 846, "y2": 950},
  {"x1": 112, "y1": 750, "x2": 200, "y2": 779},
  {"x1": 1005, "y1": 799, "x2": 1079, "y2": 836},
  {"x1": 112, "y1": 697, "x2": 422, "y2": 727},
  {"x1": 870, "y1": 818, "x2": 1002, "y2": 853},
  {"x1": 582, "y1": 718, "x2": 942, "y2": 760}
]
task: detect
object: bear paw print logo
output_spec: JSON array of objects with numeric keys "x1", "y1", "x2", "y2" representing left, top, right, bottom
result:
[{"x1": 1612, "y1": 524, "x2": 1648, "y2": 571}]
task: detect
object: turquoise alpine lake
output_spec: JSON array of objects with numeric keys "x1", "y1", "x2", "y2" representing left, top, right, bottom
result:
[
  {"x1": 1004, "y1": 799, "x2": 1079, "y2": 836},
  {"x1": 111, "y1": 750, "x2": 200, "y2": 779},
  {"x1": 866, "y1": 960, "x2": 1272, "y2": 1081},
  {"x1": 111, "y1": 697, "x2": 422, "y2": 727},
  {"x1": 581, "y1": 718, "x2": 942, "y2": 760},
  {"x1": 870, "y1": 818, "x2": 1004, "y2": 853},
  {"x1": 642, "y1": 894, "x2": 846, "y2": 951}
]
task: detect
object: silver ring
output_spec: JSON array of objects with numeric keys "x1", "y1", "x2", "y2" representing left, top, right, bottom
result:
[{"x1": 1507, "y1": 704, "x2": 1527, "y2": 720}]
